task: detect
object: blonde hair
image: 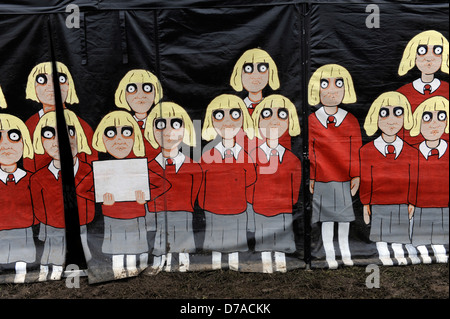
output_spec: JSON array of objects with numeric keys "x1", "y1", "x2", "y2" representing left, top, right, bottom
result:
[
  {"x1": 230, "y1": 48, "x2": 280, "y2": 92},
  {"x1": 144, "y1": 102, "x2": 196, "y2": 149},
  {"x1": 363, "y1": 91, "x2": 413, "y2": 136},
  {"x1": 308, "y1": 64, "x2": 357, "y2": 106},
  {"x1": 33, "y1": 111, "x2": 58, "y2": 155},
  {"x1": 252, "y1": 94, "x2": 301, "y2": 139},
  {"x1": 398, "y1": 30, "x2": 449, "y2": 76},
  {"x1": 410, "y1": 96, "x2": 449, "y2": 137},
  {"x1": 64, "y1": 109, "x2": 92, "y2": 155},
  {"x1": 0, "y1": 86, "x2": 7, "y2": 109},
  {"x1": 26, "y1": 61, "x2": 79, "y2": 104},
  {"x1": 202, "y1": 94, "x2": 254, "y2": 141},
  {"x1": 0, "y1": 113, "x2": 34, "y2": 159},
  {"x1": 115, "y1": 69, "x2": 163, "y2": 110},
  {"x1": 92, "y1": 110, "x2": 145, "y2": 157}
]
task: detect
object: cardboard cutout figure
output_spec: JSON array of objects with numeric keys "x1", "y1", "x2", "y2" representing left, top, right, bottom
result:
[
  {"x1": 0, "y1": 113, "x2": 35, "y2": 283},
  {"x1": 248, "y1": 94, "x2": 301, "y2": 273},
  {"x1": 308, "y1": 64, "x2": 362, "y2": 269},
  {"x1": 397, "y1": 30, "x2": 449, "y2": 145},
  {"x1": 199, "y1": 94, "x2": 256, "y2": 271},
  {"x1": 144, "y1": 102, "x2": 202, "y2": 272},
  {"x1": 115, "y1": 69, "x2": 164, "y2": 161},
  {"x1": 360, "y1": 91, "x2": 419, "y2": 266},
  {"x1": 409, "y1": 96, "x2": 449, "y2": 263}
]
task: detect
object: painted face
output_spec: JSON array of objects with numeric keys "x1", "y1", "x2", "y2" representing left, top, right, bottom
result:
[
  {"x1": 212, "y1": 108, "x2": 243, "y2": 140},
  {"x1": 125, "y1": 82, "x2": 156, "y2": 114},
  {"x1": 241, "y1": 62, "x2": 270, "y2": 94},
  {"x1": 67, "y1": 125, "x2": 78, "y2": 158},
  {"x1": 41, "y1": 126, "x2": 60, "y2": 161},
  {"x1": 420, "y1": 110, "x2": 447, "y2": 141},
  {"x1": 319, "y1": 77, "x2": 345, "y2": 107},
  {"x1": 258, "y1": 107, "x2": 289, "y2": 139},
  {"x1": 35, "y1": 73, "x2": 69, "y2": 106},
  {"x1": 415, "y1": 44, "x2": 443, "y2": 75},
  {"x1": 378, "y1": 105, "x2": 405, "y2": 136},
  {"x1": 102, "y1": 125, "x2": 135, "y2": 159},
  {"x1": 0, "y1": 129, "x2": 24, "y2": 166},
  {"x1": 153, "y1": 117, "x2": 184, "y2": 150}
]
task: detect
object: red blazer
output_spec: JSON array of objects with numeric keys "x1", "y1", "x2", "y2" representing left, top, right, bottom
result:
[
  {"x1": 248, "y1": 146, "x2": 301, "y2": 217},
  {"x1": 359, "y1": 139, "x2": 419, "y2": 206},
  {"x1": 0, "y1": 170, "x2": 34, "y2": 230},
  {"x1": 199, "y1": 145, "x2": 256, "y2": 215},
  {"x1": 309, "y1": 111, "x2": 362, "y2": 182},
  {"x1": 74, "y1": 160, "x2": 95, "y2": 225}
]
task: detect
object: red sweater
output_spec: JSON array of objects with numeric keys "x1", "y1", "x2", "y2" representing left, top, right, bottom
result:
[
  {"x1": 30, "y1": 165, "x2": 65, "y2": 228},
  {"x1": 309, "y1": 111, "x2": 362, "y2": 182},
  {"x1": 147, "y1": 156, "x2": 202, "y2": 213},
  {"x1": 248, "y1": 147, "x2": 301, "y2": 217},
  {"x1": 359, "y1": 140, "x2": 419, "y2": 206},
  {"x1": 199, "y1": 145, "x2": 256, "y2": 215},
  {"x1": 74, "y1": 160, "x2": 95, "y2": 225},
  {"x1": 415, "y1": 143, "x2": 449, "y2": 208},
  {"x1": 397, "y1": 81, "x2": 449, "y2": 146},
  {"x1": 0, "y1": 171, "x2": 34, "y2": 230}
]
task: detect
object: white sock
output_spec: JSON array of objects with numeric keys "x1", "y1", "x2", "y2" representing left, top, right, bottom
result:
[
  {"x1": 392, "y1": 243, "x2": 407, "y2": 265},
  {"x1": 322, "y1": 222, "x2": 337, "y2": 268},
  {"x1": 14, "y1": 262, "x2": 27, "y2": 284},
  {"x1": 139, "y1": 253, "x2": 148, "y2": 270},
  {"x1": 39, "y1": 265, "x2": 49, "y2": 281},
  {"x1": 405, "y1": 244, "x2": 420, "y2": 264},
  {"x1": 50, "y1": 265, "x2": 63, "y2": 280},
  {"x1": 417, "y1": 245, "x2": 432, "y2": 264},
  {"x1": 228, "y1": 252, "x2": 239, "y2": 271},
  {"x1": 432, "y1": 245, "x2": 448, "y2": 263},
  {"x1": 274, "y1": 252, "x2": 287, "y2": 273},
  {"x1": 126, "y1": 254, "x2": 138, "y2": 276},
  {"x1": 165, "y1": 253, "x2": 172, "y2": 272},
  {"x1": 179, "y1": 253, "x2": 190, "y2": 272},
  {"x1": 261, "y1": 251, "x2": 273, "y2": 273},
  {"x1": 338, "y1": 222, "x2": 353, "y2": 265},
  {"x1": 376, "y1": 242, "x2": 393, "y2": 266},
  {"x1": 112, "y1": 254, "x2": 126, "y2": 278}
]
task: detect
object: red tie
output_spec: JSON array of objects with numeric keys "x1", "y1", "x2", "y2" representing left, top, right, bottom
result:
[
  {"x1": 270, "y1": 149, "x2": 279, "y2": 157},
  {"x1": 165, "y1": 158, "x2": 175, "y2": 173},
  {"x1": 386, "y1": 145, "x2": 396, "y2": 158},
  {"x1": 424, "y1": 84, "x2": 432, "y2": 94},
  {"x1": 429, "y1": 149, "x2": 439, "y2": 157},
  {"x1": 137, "y1": 120, "x2": 144, "y2": 129},
  {"x1": 327, "y1": 116, "x2": 336, "y2": 127},
  {"x1": 6, "y1": 174, "x2": 15, "y2": 185}
]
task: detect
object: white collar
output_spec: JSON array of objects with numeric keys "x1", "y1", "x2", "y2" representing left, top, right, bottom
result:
[
  {"x1": 374, "y1": 135, "x2": 403, "y2": 159},
  {"x1": 412, "y1": 78, "x2": 441, "y2": 94},
  {"x1": 38, "y1": 109, "x2": 45, "y2": 118},
  {"x1": 214, "y1": 141, "x2": 242, "y2": 160},
  {"x1": 73, "y1": 157, "x2": 80, "y2": 176},
  {"x1": 315, "y1": 106, "x2": 348, "y2": 128},
  {"x1": 259, "y1": 142, "x2": 285, "y2": 163},
  {"x1": 0, "y1": 167, "x2": 27, "y2": 184},
  {"x1": 48, "y1": 160, "x2": 61, "y2": 180},
  {"x1": 419, "y1": 140, "x2": 447, "y2": 159},
  {"x1": 155, "y1": 151, "x2": 185, "y2": 173},
  {"x1": 133, "y1": 115, "x2": 147, "y2": 128},
  {"x1": 244, "y1": 96, "x2": 263, "y2": 109}
]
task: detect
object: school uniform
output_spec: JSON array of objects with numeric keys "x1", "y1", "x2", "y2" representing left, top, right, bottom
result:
[
  {"x1": 412, "y1": 140, "x2": 449, "y2": 246},
  {"x1": 359, "y1": 136, "x2": 419, "y2": 244},
  {"x1": 309, "y1": 106, "x2": 362, "y2": 223},
  {"x1": 0, "y1": 168, "x2": 36, "y2": 264},
  {"x1": 199, "y1": 141, "x2": 256, "y2": 252},
  {"x1": 248, "y1": 142, "x2": 301, "y2": 253},
  {"x1": 397, "y1": 78, "x2": 449, "y2": 145}
]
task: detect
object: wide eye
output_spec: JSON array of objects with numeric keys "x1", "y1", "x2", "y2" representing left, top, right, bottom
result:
[
  {"x1": 143, "y1": 83, "x2": 153, "y2": 93},
  {"x1": 261, "y1": 108, "x2": 273, "y2": 119},
  {"x1": 417, "y1": 45, "x2": 428, "y2": 56},
  {"x1": 243, "y1": 63, "x2": 253, "y2": 74},
  {"x1": 68, "y1": 126, "x2": 76, "y2": 137},
  {"x1": 59, "y1": 73, "x2": 67, "y2": 84},
  {"x1": 393, "y1": 107, "x2": 404, "y2": 117},
  {"x1": 126, "y1": 83, "x2": 137, "y2": 94},
  {"x1": 121, "y1": 126, "x2": 133, "y2": 137},
  {"x1": 230, "y1": 108, "x2": 241, "y2": 120},
  {"x1": 8, "y1": 129, "x2": 22, "y2": 142},
  {"x1": 171, "y1": 119, "x2": 183, "y2": 130},
  {"x1": 278, "y1": 108, "x2": 288, "y2": 120},
  {"x1": 422, "y1": 112, "x2": 432, "y2": 122},
  {"x1": 433, "y1": 45, "x2": 443, "y2": 56},
  {"x1": 42, "y1": 127, "x2": 56, "y2": 139},
  {"x1": 213, "y1": 110, "x2": 225, "y2": 121},
  {"x1": 320, "y1": 79, "x2": 329, "y2": 89},
  {"x1": 257, "y1": 63, "x2": 269, "y2": 73},
  {"x1": 379, "y1": 108, "x2": 389, "y2": 118},
  {"x1": 335, "y1": 79, "x2": 344, "y2": 88},
  {"x1": 104, "y1": 126, "x2": 117, "y2": 138},
  {"x1": 437, "y1": 111, "x2": 447, "y2": 121},
  {"x1": 155, "y1": 119, "x2": 166, "y2": 130},
  {"x1": 36, "y1": 74, "x2": 47, "y2": 85}
]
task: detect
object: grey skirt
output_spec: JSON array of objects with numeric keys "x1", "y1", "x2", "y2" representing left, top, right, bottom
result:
[
  {"x1": 0, "y1": 227, "x2": 36, "y2": 264},
  {"x1": 152, "y1": 211, "x2": 196, "y2": 256},
  {"x1": 102, "y1": 216, "x2": 148, "y2": 255},
  {"x1": 412, "y1": 207, "x2": 449, "y2": 246},
  {"x1": 203, "y1": 211, "x2": 248, "y2": 253},
  {"x1": 39, "y1": 224, "x2": 66, "y2": 266},
  {"x1": 370, "y1": 204, "x2": 411, "y2": 244},
  {"x1": 312, "y1": 181, "x2": 355, "y2": 224},
  {"x1": 254, "y1": 213, "x2": 296, "y2": 253}
]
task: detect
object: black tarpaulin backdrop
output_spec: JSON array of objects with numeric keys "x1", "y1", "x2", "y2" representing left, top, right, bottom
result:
[{"x1": 0, "y1": 1, "x2": 448, "y2": 284}]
